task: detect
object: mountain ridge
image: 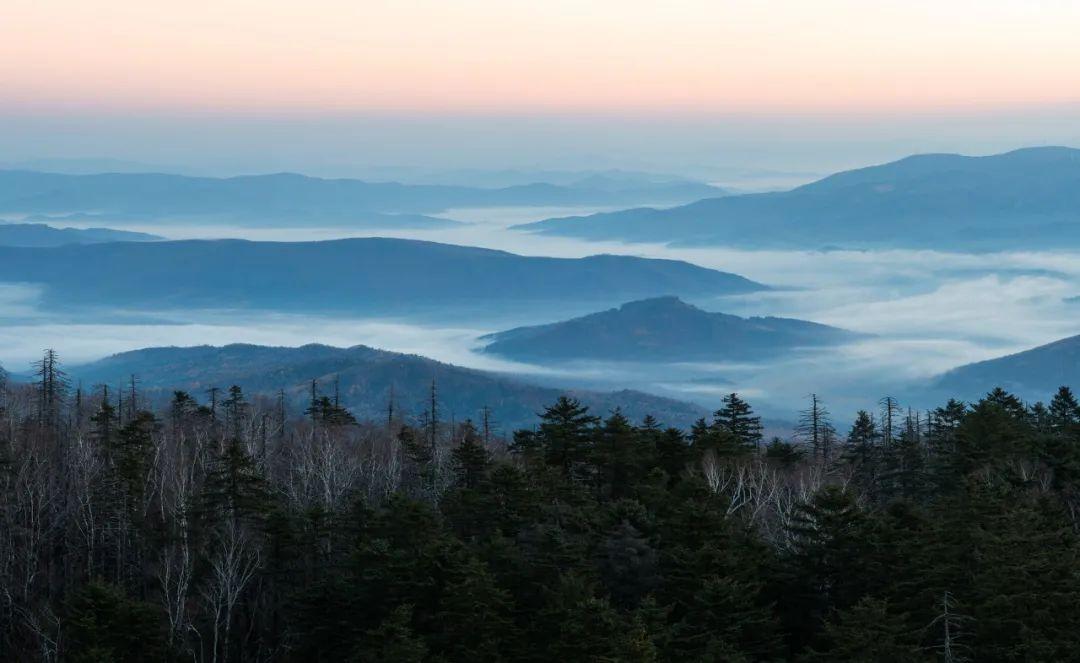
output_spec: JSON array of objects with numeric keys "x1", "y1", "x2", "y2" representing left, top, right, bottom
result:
[
  {"x1": 70, "y1": 342, "x2": 709, "y2": 430},
  {"x1": 0, "y1": 222, "x2": 162, "y2": 247},
  {"x1": 933, "y1": 333, "x2": 1080, "y2": 401},
  {"x1": 481, "y1": 295, "x2": 861, "y2": 362},
  {"x1": 0, "y1": 237, "x2": 766, "y2": 314},
  {"x1": 0, "y1": 168, "x2": 725, "y2": 226},
  {"x1": 516, "y1": 146, "x2": 1080, "y2": 250}
]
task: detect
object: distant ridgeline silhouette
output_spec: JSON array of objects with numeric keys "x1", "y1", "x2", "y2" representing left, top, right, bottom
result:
[
  {"x1": 517, "y1": 146, "x2": 1080, "y2": 250},
  {"x1": 481, "y1": 296, "x2": 862, "y2": 362}
]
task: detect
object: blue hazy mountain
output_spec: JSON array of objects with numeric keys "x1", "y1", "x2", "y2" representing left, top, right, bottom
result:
[
  {"x1": 0, "y1": 169, "x2": 724, "y2": 226},
  {"x1": 516, "y1": 146, "x2": 1080, "y2": 250},
  {"x1": 333, "y1": 166, "x2": 725, "y2": 191},
  {"x1": 0, "y1": 222, "x2": 162, "y2": 247},
  {"x1": 933, "y1": 334, "x2": 1080, "y2": 401},
  {"x1": 70, "y1": 343, "x2": 708, "y2": 430},
  {"x1": 0, "y1": 237, "x2": 765, "y2": 312},
  {"x1": 481, "y1": 296, "x2": 860, "y2": 362}
]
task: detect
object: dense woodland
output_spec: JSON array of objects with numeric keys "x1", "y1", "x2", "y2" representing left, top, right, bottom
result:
[{"x1": 4, "y1": 351, "x2": 1080, "y2": 661}]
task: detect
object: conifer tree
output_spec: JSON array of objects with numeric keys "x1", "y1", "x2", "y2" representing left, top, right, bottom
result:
[
  {"x1": 433, "y1": 556, "x2": 513, "y2": 660},
  {"x1": 713, "y1": 392, "x2": 763, "y2": 454},
  {"x1": 64, "y1": 581, "x2": 166, "y2": 663},
  {"x1": 764, "y1": 436, "x2": 805, "y2": 469},
  {"x1": 592, "y1": 409, "x2": 641, "y2": 499},
  {"x1": 535, "y1": 396, "x2": 599, "y2": 477},
  {"x1": 1049, "y1": 385, "x2": 1080, "y2": 429},
  {"x1": 201, "y1": 436, "x2": 270, "y2": 527},
  {"x1": 351, "y1": 604, "x2": 427, "y2": 663},
  {"x1": 807, "y1": 597, "x2": 918, "y2": 661},
  {"x1": 451, "y1": 420, "x2": 491, "y2": 489}
]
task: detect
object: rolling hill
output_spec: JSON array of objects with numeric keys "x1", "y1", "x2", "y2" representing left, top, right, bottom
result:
[
  {"x1": 481, "y1": 296, "x2": 861, "y2": 362},
  {"x1": 933, "y1": 334, "x2": 1080, "y2": 401},
  {"x1": 0, "y1": 237, "x2": 765, "y2": 313},
  {"x1": 0, "y1": 169, "x2": 724, "y2": 227},
  {"x1": 0, "y1": 222, "x2": 162, "y2": 247},
  {"x1": 70, "y1": 343, "x2": 709, "y2": 430},
  {"x1": 516, "y1": 146, "x2": 1080, "y2": 250}
]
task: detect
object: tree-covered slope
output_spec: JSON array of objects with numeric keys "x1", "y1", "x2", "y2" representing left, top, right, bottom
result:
[
  {"x1": 934, "y1": 334, "x2": 1080, "y2": 400},
  {"x1": 481, "y1": 296, "x2": 860, "y2": 362},
  {"x1": 8, "y1": 354, "x2": 1080, "y2": 661},
  {"x1": 517, "y1": 146, "x2": 1080, "y2": 249},
  {"x1": 0, "y1": 222, "x2": 162, "y2": 247},
  {"x1": 0, "y1": 237, "x2": 765, "y2": 312},
  {"x1": 71, "y1": 342, "x2": 708, "y2": 429}
]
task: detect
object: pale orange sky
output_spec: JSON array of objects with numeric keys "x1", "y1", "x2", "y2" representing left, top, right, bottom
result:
[{"x1": 4, "y1": 0, "x2": 1080, "y2": 114}]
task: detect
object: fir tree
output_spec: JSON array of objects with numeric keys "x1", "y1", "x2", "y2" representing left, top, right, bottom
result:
[
  {"x1": 713, "y1": 392, "x2": 763, "y2": 454},
  {"x1": 535, "y1": 396, "x2": 599, "y2": 478}
]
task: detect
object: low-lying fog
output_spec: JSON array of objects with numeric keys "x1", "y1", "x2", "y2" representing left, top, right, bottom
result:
[{"x1": 4, "y1": 206, "x2": 1079, "y2": 421}]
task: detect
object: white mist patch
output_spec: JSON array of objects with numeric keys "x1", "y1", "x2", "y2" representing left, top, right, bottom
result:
[
  {"x1": 0, "y1": 309, "x2": 561, "y2": 379},
  {"x1": 0, "y1": 282, "x2": 44, "y2": 317},
  {"x1": 5, "y1": 207, "x2": 1080, "y2": 421}
]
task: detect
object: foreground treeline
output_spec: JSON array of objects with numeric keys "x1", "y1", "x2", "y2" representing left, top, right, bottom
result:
[{"x1": 4, "y1": 354, "x2": 1080, "y2": 661}]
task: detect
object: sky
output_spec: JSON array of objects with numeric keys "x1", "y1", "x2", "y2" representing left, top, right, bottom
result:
[{"x1": 2, "y1": 0, "x2": 1080, "y2": 178}]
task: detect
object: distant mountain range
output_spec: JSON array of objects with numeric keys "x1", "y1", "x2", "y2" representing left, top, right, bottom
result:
[
  {"x1": 933, "y1": 334, "x2": 1080, "y2": 402},
  {"x1": 517, "y1": 146, "x2": 1080, "y2": 250},
  {"x1": 0, "y1": 237, "x2": 765, "y2": 313},
  {"x1": 0, "y1": 222, "x2": 162, "y2": 247},
  {"x1": 0, "y1": 169, "x2": 724, "y2": 227},
  {"x1": 70, "y1": 343, "x2": 708, "y2": 430},
  {"x1": 481, "y1": 296, "x2": 860, "y2": 362},
  {"x1": 322, "y1": 166, "x2": 724, "y2": 191}
]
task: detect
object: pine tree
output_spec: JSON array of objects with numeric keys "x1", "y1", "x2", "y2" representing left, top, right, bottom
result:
[
  {"x1": 592, "y1": 409, "x2": 642, "y2": 499},
  {"x1": 536, "y1": 396, "x2": 599, "y2": 478},
  {"x1": 713, "y1": 393, "x2": 763, "y2": 454},
  {"x1": 532, "y1": 573, "x2": 632, "y2": 663},
  {"x1": 840, "y1": 410, "x2": 879, "y2": 498},
  {"x1": 653, "y1": 427, "x2": 690, "y2": 483},
  {"x1": 110, "y1": 410, "x2": 160, "y2": 504},
  {"x1": 222, "y1": 384, "x2": 248, "y2": 438},
  {"x1": 1049, "y1": 385, "x2": 1080, "y2": 430},
  {"x1": 91, "y1": 386, "x2": 118, "y2": 449},
  {"x1": 764, "y1": 436, "x2": 805, "y2": 469},
  {"x1": 451, "y1": 420, "x2": 491, "y2": 489},
  {"x1": 64, "y1": 580, "x2": 166, "y2": 663},
  {"x1": 806, "y1": 597, "x2": 919, "y2": 661},
  {"x1": 201, "y1": 436, "x2": 270, "y2": 526},
  {"x1": 598, "y1": 518, "x2": 658, "y2": 608},
  {"x1": 350, "y1": 604, "x2": 427, "y2": 663},
  {"x1": 433, "y1": 556, "x2": 513, "y2": 660},
  {"x1": 783, "y1": 486, "x2": 873, "y2": 648}
]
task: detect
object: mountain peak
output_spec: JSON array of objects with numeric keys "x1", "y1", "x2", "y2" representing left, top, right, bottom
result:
[
  {"x1": 482, "y1": 298, "x2": 858, "y2": 363},
  {"x1": 517, "y1": 145, "x2": 1080, "y2": 250},
  {"x1": 617, "y1": 295, "x2": 697, "y2": 312}
]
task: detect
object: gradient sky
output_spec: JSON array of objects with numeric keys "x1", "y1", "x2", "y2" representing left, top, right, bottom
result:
[{"x1": 3, "y1": 0, "x2": 1080, "y2": 177}]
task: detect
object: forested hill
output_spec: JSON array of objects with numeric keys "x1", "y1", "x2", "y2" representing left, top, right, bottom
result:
[
  {"x1": 70, "y1": 343, "x2": 708, "y2": 430},
  {"x1": 933, "y1": 333, "x2": 1080, "y2": 400},
  {"x1": 6, "y1": 353, "x2": 1080, "y2": 660},
  {"x1": 0, "y1": 222, "x2": 162, "y2": 247},
  {"x1": 482, "y1": 295, "x2": 862, "y2": 362},
  {"x1": 0, "y1": 237, "x2": 764, "y2": 312},
  {"x1": 517, "y1": 146, "x2": 1080, "y2": 250},
  {"x1": 0, "y1": 169, "x2": 724, "y2": 225}
]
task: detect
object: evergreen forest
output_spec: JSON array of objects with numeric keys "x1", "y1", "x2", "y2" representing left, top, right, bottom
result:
[{"x1": 3, "y1": 351, "x2": 1080, "y2": 661}]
